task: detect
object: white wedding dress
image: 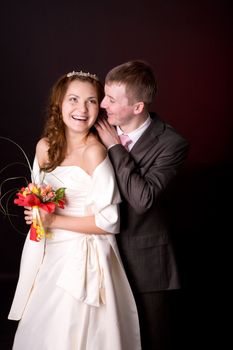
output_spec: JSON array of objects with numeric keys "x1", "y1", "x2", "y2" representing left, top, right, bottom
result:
[{"x1": 8, "y1": 156, "x2": 141, "y2": 350}]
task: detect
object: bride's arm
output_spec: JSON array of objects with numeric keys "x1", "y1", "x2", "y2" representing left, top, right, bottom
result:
[
  {"x1": 25, "y1": 142, "x2": 118, "y2": 235},
  {"x1": 44, "y1": 211, "x2": 107, "y2": 234},
  {"x1": 24, "y1": 208, "x2": 107, "y2": 234}
]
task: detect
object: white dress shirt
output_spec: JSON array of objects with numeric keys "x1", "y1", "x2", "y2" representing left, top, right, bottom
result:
[{"x1": 116, "y1": 115, "x2": 152, "y2": 151}]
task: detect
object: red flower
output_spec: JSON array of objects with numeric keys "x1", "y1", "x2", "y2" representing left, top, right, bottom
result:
[{"x1": 14, "y1": 183, "x2": 66, "y2": 241}]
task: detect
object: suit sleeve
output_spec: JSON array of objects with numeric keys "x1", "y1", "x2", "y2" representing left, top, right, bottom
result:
[{"x1": 108, "y1": 134, "x2": 189, "y2": 215}]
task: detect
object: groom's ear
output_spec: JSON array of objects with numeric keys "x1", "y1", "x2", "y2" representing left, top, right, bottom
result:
[{"x1": 133, "y1": 101, "x2": 144, "y2": 115}]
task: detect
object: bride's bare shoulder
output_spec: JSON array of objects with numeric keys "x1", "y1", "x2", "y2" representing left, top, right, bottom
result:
[
  {"x1": 83, "y1": 139, "x2": 107, "y2": 175},
  {"x1": 35, "y1": 138, "x2": 49, "y2": 167}
]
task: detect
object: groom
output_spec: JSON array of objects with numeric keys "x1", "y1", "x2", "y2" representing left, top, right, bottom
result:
[{"x1": 96, "y1": 60, "x2": 189, "y2": 350}]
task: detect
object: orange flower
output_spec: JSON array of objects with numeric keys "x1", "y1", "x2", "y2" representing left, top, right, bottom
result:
[{"x1": 14, "y1": 183, "x2": 66, "y2": 241}]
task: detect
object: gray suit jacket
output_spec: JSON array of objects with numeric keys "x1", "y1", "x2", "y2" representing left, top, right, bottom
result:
[{"x1": 108, "y1": 115, "x2": 189, "y2": 293}]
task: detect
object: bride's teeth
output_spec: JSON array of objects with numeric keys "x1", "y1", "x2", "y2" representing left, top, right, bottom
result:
[{"x1": 72, "y1": 115, "x2": 87, "y2": 120}]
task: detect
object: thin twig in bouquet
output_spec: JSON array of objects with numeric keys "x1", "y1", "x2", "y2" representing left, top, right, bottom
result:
[{"x1": 0, "y1": 136, "x2": 66, "y2": 241}]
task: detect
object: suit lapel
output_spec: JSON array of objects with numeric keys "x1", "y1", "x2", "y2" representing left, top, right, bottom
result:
[{"x1": 130, "y1": 117, "x2": 165, "y2": 164}]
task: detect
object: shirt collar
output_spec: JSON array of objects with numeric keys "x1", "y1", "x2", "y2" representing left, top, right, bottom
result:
[
  {"x1": 117, "y1": 115, "x2": 152, "y2": 151},
  {"x1": 117, "y1": 115, "x2": 151, "y2": 137}
]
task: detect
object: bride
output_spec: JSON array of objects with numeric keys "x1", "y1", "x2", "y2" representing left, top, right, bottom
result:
[{"x1": 8, "y1": 70, "x2": 141, "y2": 350}]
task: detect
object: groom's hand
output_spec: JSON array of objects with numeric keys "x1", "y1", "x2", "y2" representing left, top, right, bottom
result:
[{"x1": 95, "y1": 118, "x2": 121, "y2": 149}]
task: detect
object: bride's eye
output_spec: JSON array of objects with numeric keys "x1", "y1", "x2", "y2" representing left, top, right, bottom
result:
[
  {"x1": 69, "y1": 97, "x2": 77, "y2": 103},
  {"x1": 88, "y1": 99, "x2": 97, "y2": 104}
]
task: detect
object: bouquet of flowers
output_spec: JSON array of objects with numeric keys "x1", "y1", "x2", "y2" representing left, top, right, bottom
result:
[{"x1": 14, "y1": 183, "x2": 66, "y2": 241}]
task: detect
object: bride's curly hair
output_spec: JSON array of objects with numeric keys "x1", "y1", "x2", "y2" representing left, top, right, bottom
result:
[{"x1": 41, "y1": 74, "x2": 105, "y2": 172}]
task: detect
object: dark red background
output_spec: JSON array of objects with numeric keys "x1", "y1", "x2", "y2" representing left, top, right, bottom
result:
[{"x1": 0, "y1": 0, "x2": 232, "y2": 348}]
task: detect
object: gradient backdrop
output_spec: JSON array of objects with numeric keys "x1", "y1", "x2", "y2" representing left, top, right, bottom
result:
[{"x1": 1, "y1": 0, "x2": 232, "y2": 349}]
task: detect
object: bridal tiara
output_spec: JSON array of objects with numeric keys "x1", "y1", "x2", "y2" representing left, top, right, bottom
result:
[{"x1": 66, "y1": 70, "x2": 99, "y2": 81}]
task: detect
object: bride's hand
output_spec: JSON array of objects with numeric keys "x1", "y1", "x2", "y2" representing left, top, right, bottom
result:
[
  {"x1": 24, "y1": 206, "x2": 33, "y2": 225},
  {"x1": 38, "y1": 209, "x2": 54, "y2": 229},
  {"x1": 24, "y1": 206, "x2": 54, "y2": 228}
]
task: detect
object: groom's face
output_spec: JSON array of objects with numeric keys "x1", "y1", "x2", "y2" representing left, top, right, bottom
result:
[{"x1": 101, "y1": 83, "x2": 135, "y2": 128}]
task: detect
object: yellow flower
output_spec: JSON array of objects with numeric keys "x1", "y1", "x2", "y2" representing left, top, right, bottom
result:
[{"x1": 28, "y1": 183, "x2": 40, "y2": 195}]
